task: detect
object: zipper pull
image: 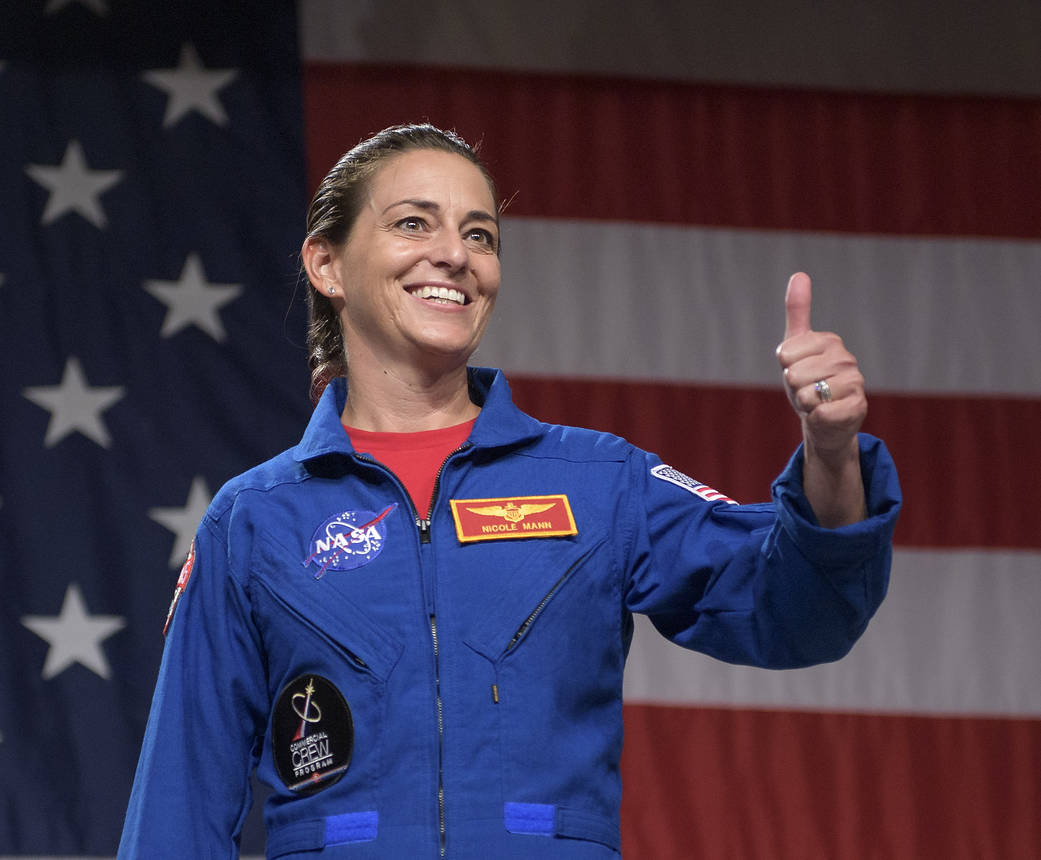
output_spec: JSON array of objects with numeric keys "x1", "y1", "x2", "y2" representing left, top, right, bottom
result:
[{"x1": 417, "y1": 518, "x2": 432, "y2": 544}]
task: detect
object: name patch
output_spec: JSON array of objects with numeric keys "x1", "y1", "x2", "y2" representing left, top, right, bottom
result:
[{"x1": 450, "y1": 494, "x2": 578, "y2": 543}]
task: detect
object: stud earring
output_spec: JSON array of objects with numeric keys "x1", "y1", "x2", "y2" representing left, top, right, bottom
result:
[{"x1": 328, "y1": 286, "x2": 336, "y2": 295}]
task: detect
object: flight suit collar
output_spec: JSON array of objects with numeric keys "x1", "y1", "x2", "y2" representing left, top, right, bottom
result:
[{"x1": 291, "y1": 367, "x2": 544, "y2": 465}]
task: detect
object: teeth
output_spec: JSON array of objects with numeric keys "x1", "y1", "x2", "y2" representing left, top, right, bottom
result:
[{"x1": 414, "y1": 285, "x2": 465, "y2": 305}]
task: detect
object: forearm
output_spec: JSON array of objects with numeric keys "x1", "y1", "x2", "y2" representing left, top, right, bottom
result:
[{"x1": 801, "y1": 434, "x2": 867, "y2": 528}]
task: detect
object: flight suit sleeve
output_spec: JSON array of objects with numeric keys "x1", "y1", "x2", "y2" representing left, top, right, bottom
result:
[
  {"x1": 623, "y1": 433, "x2": 901, "y2": 668},
  {"x1": 118, "y1": 508, "x2": 268, "y2": 859}
]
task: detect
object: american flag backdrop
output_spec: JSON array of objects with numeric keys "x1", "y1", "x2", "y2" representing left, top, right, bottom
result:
[{"x1": 3, "y1": 1, "x2": 1040, "y2": 857}]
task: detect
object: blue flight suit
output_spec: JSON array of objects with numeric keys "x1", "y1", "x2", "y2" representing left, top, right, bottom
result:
[{"x1": 120, "y1": 367, "x2": 900, "y2": 858}]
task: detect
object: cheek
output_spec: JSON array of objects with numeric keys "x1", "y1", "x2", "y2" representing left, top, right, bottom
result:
[
  {"x1": 340, "y1": 246, "x2": 414, "y2": 300},
  {"x1": 343, "y1": 236, "x2": 420, "y2": 276},
  {"x1": 477, "y1": 257, "x2": 502, "y2": 297}
]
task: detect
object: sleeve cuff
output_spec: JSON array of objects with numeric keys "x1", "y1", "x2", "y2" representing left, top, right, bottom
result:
[{"x1": 771, "y1": 433, "x2": 902, "y2": 568}]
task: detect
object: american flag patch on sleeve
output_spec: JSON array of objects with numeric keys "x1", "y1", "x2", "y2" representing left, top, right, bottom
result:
[{"x1": 650, "y1": 464, "x2": 739, "y2": 505}]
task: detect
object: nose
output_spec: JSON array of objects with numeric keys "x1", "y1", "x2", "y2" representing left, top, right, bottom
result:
[{"x1": 429, "y1": 227, "x2": 468, "y2": 273}]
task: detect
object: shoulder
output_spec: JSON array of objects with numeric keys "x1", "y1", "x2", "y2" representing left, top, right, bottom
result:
[
  {"x1": 521, "y1": 419, "x2": 640, "y2": 465},
  {"x1": 205, "y1": 447, "x2": 310, "y2": 528}
]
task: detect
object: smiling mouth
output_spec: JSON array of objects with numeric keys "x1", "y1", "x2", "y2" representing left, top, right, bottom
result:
[{"x1": 408, "y1": 285, "x2": 468, "y2": 306}]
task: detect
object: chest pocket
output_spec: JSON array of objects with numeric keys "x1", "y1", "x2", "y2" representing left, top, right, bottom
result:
[
  {"x1": 250, "y1": 529, "x2": 404, "y2": 820},
  {"x1": 462, "y1": 529, "x2": 609, "y2": 663},
  {"x1": 459, "y1": 528, "x2": 622, "y2": 852},
  {"x1": 252, "y1": 529, "x2": 404, "y2": 679}
]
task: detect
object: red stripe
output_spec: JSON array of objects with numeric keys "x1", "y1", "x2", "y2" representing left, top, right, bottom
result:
[
  {"x1": 621, "y1": 703, "x2": 1041, "y2": 859},
  {"x1": 304, "y1": 62, "x2": 1041, "y2": 239},
  {"x1": 506, "y1": 376, "x2": 1041, "y2": 549}
]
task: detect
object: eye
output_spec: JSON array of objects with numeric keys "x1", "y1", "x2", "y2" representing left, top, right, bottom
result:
[
  {"x1": 395, "y1": 216, "x2": 427, "y2": 232},
  {"x1": 464, "y1": 227, "x2": 497, "y2": 249}
]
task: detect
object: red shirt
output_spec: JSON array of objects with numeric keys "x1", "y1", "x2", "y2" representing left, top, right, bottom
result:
[{"x1": 343, "y1": 419, "x2": 476, "y2": 519}]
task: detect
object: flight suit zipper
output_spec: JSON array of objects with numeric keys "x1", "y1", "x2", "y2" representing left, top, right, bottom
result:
[
  {"x1": 421, "y1": 443, "x2": 470, "y2": 857},
  {"x1": 506, "y1": 551, "x2": 591, "y2": 651},
  {"x1": 356, "y1": 443, "x2": 471, "y2": 857},
  {"x1": 430, "y1": 613, "x2": 445, "y2": 856},
  {"x1": 507, "y1": 566, "x2": 575, "y2": 650}
]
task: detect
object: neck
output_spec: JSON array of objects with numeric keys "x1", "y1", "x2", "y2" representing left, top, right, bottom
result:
[{"x1": 341, "y1": 355, "x2": 478, "y2": 432}]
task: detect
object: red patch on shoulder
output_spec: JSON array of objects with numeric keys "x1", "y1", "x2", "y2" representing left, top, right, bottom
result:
[{"x1": 162, "y1": 537, "x2": 196, "y2": 637}]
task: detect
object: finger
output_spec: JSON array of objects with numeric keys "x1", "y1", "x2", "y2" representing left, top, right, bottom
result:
[
  {"x1": 778, "y1": 330, "x2": 843, "y2": 370},
  {"x1": 793, "y1": 377, "x2": 839, "y2": 413},
  {"x1": 783, "y1": 272, "x2": 813, "y2": 341},
  {"x1": 790, "y1": 368, "x2": 864, "y2": 414},
  {"x1": 782, "y1": 338, "x2": 855, "y2": 385},
  {"x1": 802, "y1": 391, "x2": 868, "y2": 442}
]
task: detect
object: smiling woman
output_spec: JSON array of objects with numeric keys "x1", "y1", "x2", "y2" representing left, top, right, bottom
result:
[
  {"x1": 301, "y1": 146, "x2": 502, "y2": 432},
  {"x1": 300, "y1": 124, "x2": 501, "y2": 406},
  {"x1": 119, "y1": 123, "x2": 900, "y2": 859}
]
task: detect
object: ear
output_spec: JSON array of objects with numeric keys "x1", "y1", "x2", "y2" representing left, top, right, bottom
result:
[{"x1": 301, "y1": 236, "x2": 342, "y2": 298}]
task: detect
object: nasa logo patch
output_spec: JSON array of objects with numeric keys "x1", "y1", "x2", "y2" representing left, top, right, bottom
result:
[
  {"x1": 272, "y1": 674, "x2": 353, "y2": 796},
  {"x1": 650, "y1": 464, "x2": 738, "y2": 505},
  {"x1": 303, "y1": 504, "x2": 397, "y2": 578}
]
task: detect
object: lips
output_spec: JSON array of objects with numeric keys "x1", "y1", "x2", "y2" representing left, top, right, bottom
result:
[{"x1": 407, "y1": 284, "x2": 469, "y2": 306}]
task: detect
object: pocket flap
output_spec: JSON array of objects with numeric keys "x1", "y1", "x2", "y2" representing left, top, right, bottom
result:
[
  {"x1": 252, "y1": 529, "x2": 403, "y2": 681},
  {"x1": 464, "y1": 531, "x2": 607, "y2": 660}
]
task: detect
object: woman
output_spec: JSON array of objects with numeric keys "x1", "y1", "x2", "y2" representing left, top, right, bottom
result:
[{"x1": 120, "y1": 124, "x2": 900, "y2": 858}]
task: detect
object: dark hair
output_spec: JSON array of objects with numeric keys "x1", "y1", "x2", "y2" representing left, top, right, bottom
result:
[{"x1": 304, "y1": 123, "x2": 499, "y2": 401}]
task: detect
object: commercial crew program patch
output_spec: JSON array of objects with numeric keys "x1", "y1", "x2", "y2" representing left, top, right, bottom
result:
[
  {"x1": 303, "y1": 504, "x2": 397, "y2": 578},
  {"x1": 650, "y1": 464, "x2": 738, "y2": 505},
  {"x1": 272, "y1": 674, "x2": 353, "y2": 796},
  {"x1": 450, "y1": 494, "x2": 578, "y2": 542}
]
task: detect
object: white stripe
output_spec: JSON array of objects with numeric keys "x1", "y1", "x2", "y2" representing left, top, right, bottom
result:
[
  {"x1": 300, "y1": 0, "x2": 1041, "y2": 97},
  {"x1": 474, "y1": 217, "x2": 1041, "y2": 396},
  {"x1": 622, "y1": 548, "x2": 1041, "y2": 717}
]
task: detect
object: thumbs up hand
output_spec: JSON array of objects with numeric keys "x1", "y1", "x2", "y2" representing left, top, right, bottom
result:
[{"x1": 776, "y1": 273, "x2": 867, "y2": 526}]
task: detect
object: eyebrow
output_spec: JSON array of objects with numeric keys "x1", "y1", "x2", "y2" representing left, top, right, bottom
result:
[{"x1": 382, "y1": 198, "x2": 498, "y2": 225}]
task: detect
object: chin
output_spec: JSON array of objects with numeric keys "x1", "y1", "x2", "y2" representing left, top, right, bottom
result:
[{"x1": 410, "y1": 328, "x2": 483, "y2": 359}]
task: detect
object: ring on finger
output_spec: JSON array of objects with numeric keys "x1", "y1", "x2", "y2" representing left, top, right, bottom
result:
[{"x1": 814, "y1": 379, "x2": 833, "y2": 403}]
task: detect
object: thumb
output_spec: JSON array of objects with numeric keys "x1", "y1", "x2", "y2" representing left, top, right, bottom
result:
[{"x1": 784, "y1": 272, "x2": 813, "y2": 340}]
